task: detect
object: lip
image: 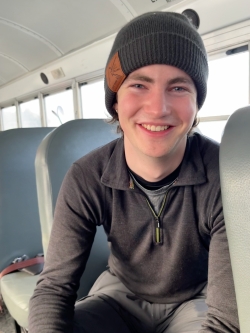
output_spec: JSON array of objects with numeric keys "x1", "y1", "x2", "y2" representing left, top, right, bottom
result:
[
  {"x1": 138, "y1": 123, "x2": 173, "y2": 136},
  {"x1": 141, "y1": 123, "x2": 170, "y2": 132}
]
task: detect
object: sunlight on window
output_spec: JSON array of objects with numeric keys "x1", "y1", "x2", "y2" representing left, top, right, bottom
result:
[
  {"x1": 1, "y1": 106, "x2": 18, "y2": 130},
  {"x1": 81, "y1": 80, "x2": 110, "y2": 119},
  {"x1": 45, "y1": 90, "x2": 75, "y2": 127},
  {"x1": 200, "y1": 51, "x2": 249, "y2": 117},
  {"x1": 198, "y1": 120, "x2": 227, "y2": 143},
  {"x1": 20, "y1": 99, "x2": 41, "y2": 127},
  {"x1": 199, "y1": 50, "x2": 249, "y2": 142}
]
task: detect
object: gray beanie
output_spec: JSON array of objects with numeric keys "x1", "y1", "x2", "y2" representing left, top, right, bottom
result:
[{"x1": 105, "y1": 11, "x2": 208, "y2": 116}]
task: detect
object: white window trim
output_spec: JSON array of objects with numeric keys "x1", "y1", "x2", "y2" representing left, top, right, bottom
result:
[
  {"x1": 72, "y1": 80, "x2": 82, "y2": 119},
  {"x1": 199, "y1": 115, "x2": 229, "y2": 122},
  {"x1": 203, "y1": 19, "x2": 250, "y2": 55},
  {"x1": 0, "y1": 107, "x2": 3, "y2": 131},
  {"x1": 249, "y1": 41, "x2": 250, "y2": 105},
  {"x1": 15, "y1": 100, "x2": 21, "y2": 128},
  {"x1": 201, "y1": 21, "x2": 250, "y2": 125}
]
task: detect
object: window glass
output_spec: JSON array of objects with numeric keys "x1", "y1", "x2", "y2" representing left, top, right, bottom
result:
[
  {"x1": 200, "y1": 51, "x2": 249, "y2": 118},
  {"x1": 80, "y1": 80, "x2": 110, "y2": 119},
  {"x1": 198, "y1": 50, "x2": 249, "y2": 141},
  {"x1": 20, "y1": 99, "x2": 41, "y2": 127},
  {"x1": 198, "y1": 120, "x2": 227, "y2": 143},
  {"x1": 1, "y1": 106, "x2": 18, "y2": 130},
  {"x1": 44, "y1": 90, "x2": 75, "y2": 127}
]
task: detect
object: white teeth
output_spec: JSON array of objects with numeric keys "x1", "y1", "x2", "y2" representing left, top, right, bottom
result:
[{"x1": 142, "y1": 124, "x2": 169, "y2": 132}]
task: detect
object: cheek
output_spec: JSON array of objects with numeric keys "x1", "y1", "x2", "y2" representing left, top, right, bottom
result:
[
  {"x1": 117, "y1": 95, "x2": 138, "y2": 118},
  {"x1": 118, "y1": 92, "x2": 134, "y2": 107},
  {"x1": 180, "y1": 99, "x2": 197, "y2": 123}
]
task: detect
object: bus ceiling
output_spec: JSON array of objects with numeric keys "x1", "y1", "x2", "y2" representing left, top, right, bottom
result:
[{"x1": 0, "y1": 0, "x2": 250, "y2": 106}]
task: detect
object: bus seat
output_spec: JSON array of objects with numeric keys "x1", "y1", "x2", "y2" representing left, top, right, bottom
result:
[
  {"x1": 0, "y1": 127, "x2": 54, "y2": 329},
  {"x1": 35, "y1": 119, "x2": 119, "y2": 298},
  {"x1": 220, "y1": 105, "x2": 250, "y2": 333}
]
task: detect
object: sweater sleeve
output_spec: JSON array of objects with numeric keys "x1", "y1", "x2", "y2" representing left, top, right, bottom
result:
[
  {"x1": 29, "y1": 163, "x2": 100, "y2": 333},
  {"x1": 199, "y1": 190, "x2": 239, "y2": 333}
]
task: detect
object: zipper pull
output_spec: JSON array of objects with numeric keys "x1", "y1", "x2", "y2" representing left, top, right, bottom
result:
[{"x1": 155, "y1": 217, "x2": 161, "y2": 243}]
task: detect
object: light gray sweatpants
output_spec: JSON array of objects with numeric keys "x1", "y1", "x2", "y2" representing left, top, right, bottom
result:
[{"x1": 74, "y1": 270, "x2": 207, "y2": 333}]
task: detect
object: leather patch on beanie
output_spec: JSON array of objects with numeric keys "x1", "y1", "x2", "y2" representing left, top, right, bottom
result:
[{"x1": 106, "y1": 52, "x2": 126, "y2": 92}]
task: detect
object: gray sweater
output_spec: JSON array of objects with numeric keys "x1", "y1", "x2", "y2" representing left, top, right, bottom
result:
[{"x1": 29, "y1": 133, "x2": 239, "y2": 332}]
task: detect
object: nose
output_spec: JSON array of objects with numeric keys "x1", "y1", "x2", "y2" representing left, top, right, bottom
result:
[{"x1": 144, "y1": 87, "x2": 170, "y2": 118}]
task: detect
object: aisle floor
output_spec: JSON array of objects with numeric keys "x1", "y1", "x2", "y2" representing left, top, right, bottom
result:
[{"x1": 0, "y1": 301, "x2": 16, "y2": 333}]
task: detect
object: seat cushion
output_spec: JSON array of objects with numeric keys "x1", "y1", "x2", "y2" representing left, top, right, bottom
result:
[{"x1": 0, "y1": 272, "x2": 39, "y2": 328}]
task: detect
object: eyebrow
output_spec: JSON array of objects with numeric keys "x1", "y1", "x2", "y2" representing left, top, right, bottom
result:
[
  {"x1": 126, "y1": 74, "x2": 195, "y2": 87},
  {"x1": 168, "y1": 77, "x2": 195, "y2": 87},
  {"x1": 126, "y1": 74, "x2": 154, "y2": 83}
]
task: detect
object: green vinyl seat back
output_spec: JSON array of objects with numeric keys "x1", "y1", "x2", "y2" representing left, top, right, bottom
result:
[
  {"x1": 35, "y1": 119, "x2": 119, "y2": 299},
  {"x1": 220, "y1": 106, "x2": 250, "y2": 333},
  {"x1": 0, "y1": 127, "x2": 54, "y2": 329}
]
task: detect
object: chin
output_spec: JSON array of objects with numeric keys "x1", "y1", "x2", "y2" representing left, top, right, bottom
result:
[{"x1": 144, "y1": 150, "x2": 170, "y2": 159}]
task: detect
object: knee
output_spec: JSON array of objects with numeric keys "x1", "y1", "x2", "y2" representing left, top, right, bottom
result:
[{"x1": 73, "y1": 295, "x2": 131, "y2": 333}]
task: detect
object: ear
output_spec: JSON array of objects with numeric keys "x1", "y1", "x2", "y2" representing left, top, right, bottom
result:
[{"x1": 113, "y1": 102, "x2": 118, "y2": 112}]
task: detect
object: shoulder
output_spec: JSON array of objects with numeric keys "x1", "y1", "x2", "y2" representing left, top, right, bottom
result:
[
  {"x1": 181, "y1": 132, "x2": 220, "y2": 189},
  {"x1": 189, "y1": 132, "x2": 220, "y2": 168},
  {"x1": 58, "y1": 138, "x2": 123, "y2": 208},
  {"x1": 189, "y1": 131, "x2": 219, "y2": 153},
  {"x1": 64, "y1": 138, "x2": 124, "y2": 189},
  {"x1": 74, "y1": 138, "x2": 121, "y2": 171},
  {"x1": 188, "y1": 134, "x2": 223, "y2": 231}
]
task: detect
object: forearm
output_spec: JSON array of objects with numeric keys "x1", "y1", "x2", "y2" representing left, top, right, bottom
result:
[
  {"x1": 200, "y1": 309, "x2": 239, "y2": 333},
  {"x1": 29, "y1": 285, "x2": 76, "y2": 333},
  {"x1": 201, "y1": 217, "x2": 239, "y2": 332},
  {"x1": 28, "y1": 164, "x2": 97, "y2": 332}
]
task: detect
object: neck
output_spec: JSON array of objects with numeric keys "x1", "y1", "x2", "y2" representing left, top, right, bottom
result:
[
  {"x1": 124, "y1": 139, "x2": 186, "y2": 182},
  {"x1": 127, "y1": 159, "x2": 179, "y2": 182}
]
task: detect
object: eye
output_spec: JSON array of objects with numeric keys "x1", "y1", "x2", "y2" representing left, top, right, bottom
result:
[
  {"x1": 132, "y1": 83, "x2": 145, "y2": 89},
  {"x1": 172, "y1": 86, "x2": 186, "y2": 92}
]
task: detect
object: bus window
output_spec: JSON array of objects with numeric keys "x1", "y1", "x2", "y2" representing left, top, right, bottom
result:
[
  {"x1": 80, "y1": 80, "x2": 110, "y2": 119},
  {"x1": 1, "y1": 106, "x2": 18, "y2": 130},
  {"x1": 44, "y1": 90, "x2": 75, "y2": 127},
  {"x1": 20, "y1": 99, "x2": 41, "y2": 128},
  {"x1": 199, "y1": 50, "x2": 249, "y2": 142},
  {"x1": 198, "y1": 120, "x2": 227, "y2": 143}
]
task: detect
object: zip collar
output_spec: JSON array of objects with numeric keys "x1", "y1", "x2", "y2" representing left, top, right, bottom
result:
[{"x1": 101, "y1": 134, "x2": 207, "y2": 190}]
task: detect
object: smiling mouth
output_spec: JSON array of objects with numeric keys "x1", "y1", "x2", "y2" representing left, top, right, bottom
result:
[{"x1": 141, "y1": 124, "x2": 170, "y2": 132}]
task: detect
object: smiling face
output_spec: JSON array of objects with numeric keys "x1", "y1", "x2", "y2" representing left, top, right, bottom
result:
[{"x1": 114, "y1": 64, "x2": 197, "y2": 178}]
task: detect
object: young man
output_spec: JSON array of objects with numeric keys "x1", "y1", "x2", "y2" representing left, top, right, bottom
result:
[{"x1": 29, "y1": 12, "x2": 239, "y2": 333}]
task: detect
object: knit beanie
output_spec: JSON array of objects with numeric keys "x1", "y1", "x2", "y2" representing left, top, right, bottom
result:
[{"x1": 105, "y1": 11, "x2": 208, "y2": 116}]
